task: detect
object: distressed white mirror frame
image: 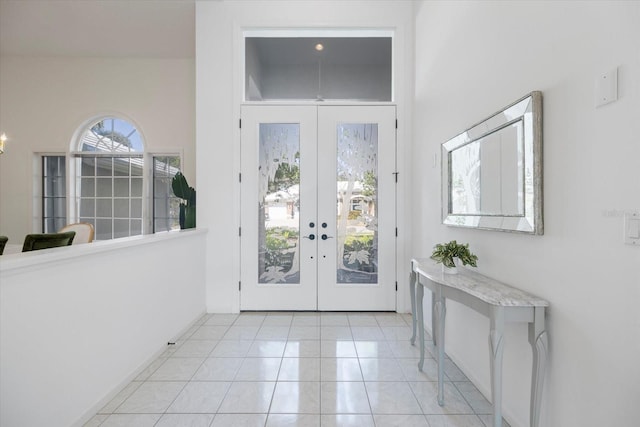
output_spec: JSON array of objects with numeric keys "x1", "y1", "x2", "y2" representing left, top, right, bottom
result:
[{"x1": 442, "y1": 91, "x2": 543, "y2": 234}]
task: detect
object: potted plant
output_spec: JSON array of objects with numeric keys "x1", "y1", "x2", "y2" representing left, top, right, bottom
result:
[
  {"x1": 430, "y1": 240, "x2": 478, "y2": 274},
  {"x1": 171, "y1": 171, "x2": 196, "y2": 229}
]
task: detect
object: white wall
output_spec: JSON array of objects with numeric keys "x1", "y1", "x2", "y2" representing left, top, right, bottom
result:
[
  {"x1": 0, "y1": 56, "x2": 196, "y2": 242},
  {"x1": 0, "y1": 230, "x2": 207, "y2": 427},
  {"x1": 196, "y1": 0, "x2": 415, "y2": 313},
  {"x1": 413, "y1": 1, "x2": 640, "y2": 426}
]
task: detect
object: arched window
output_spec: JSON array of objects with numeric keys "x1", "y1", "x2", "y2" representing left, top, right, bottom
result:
[
  {"x1": 74, "y1": 117, "x2": 145, "y2": 240},
  {"x1": 39, "y1": 115, "x2": 182, "y2": 238}
]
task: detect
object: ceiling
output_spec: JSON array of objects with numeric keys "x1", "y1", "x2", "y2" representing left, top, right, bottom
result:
[
  {"x1": 0, "y1": 0, "x2": 196, "y2": 58},
  {"x1": 0, "y1": 1, "x2": 393, "y2": 63}
]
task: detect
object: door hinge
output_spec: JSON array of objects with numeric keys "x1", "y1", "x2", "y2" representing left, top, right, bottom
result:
[
  {"x1": 393, "y1": 172, "x2": 399, "y2": 183},
  {"x1": 395, "y1": 119, "x2": 398, "y2": 129},
  {"x1": 239, "y1": 172, "x2": 242, "y2": 183},
  {"x1": 239, "y1": 227, "x2": 241, "y2": 237},
  {"x1": 395, "y1": 227, "x2": 398, "y2": 237},
  {"x1": 239, "y1": 281, "x2": 241, "y2": 291},
  {"x1": 239, "y1": 118, "x2": 242, "y2": 128}
]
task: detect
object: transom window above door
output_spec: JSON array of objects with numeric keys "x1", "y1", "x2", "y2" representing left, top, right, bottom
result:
[{"x1": 245, "y1": 30, "x2": 393, "y2": 102}]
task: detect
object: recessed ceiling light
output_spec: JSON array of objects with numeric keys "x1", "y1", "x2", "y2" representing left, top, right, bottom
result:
[{"x1": 314, "y1": 43, "x2": 324, "y2": 52}]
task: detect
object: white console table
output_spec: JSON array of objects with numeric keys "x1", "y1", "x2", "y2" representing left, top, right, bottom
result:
[{"x1": 409, "y1": 258, "x2": 549, "y2": 427}]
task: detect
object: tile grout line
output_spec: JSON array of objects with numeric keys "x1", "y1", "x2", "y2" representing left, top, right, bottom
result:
[
  {"x1": 157, "y1": 321, "x2": 228, "y2": 422},
  {"x1": 90, "y1": 312, "x2": 488, "y2": 427}
]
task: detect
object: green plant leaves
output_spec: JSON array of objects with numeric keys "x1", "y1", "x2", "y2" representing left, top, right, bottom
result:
[
  {"x1": 430, "y1": 240, "x2": 478, "y2": 267},
  {"x1": 171, "y1": 171, "x2": 196, "y2": 206}
]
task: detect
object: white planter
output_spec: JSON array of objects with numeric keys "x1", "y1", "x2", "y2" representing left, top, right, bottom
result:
[{"x1": 442, "y1": 258, "x2": 459, "y2": 274}]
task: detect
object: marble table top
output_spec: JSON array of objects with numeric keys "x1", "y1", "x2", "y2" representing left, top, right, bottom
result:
[{"x1": 412, "y1": 258, "x2": 549, "y2": 307}]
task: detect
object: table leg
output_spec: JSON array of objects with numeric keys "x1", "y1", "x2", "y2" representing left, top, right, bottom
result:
[
  {"x1": 410, "y1": 269, "x2": 417, "y2": 345},
  {"x1": 432, "y1": 291, "x2": 437, "y2": 347},
  {"x1": 489, "y1": 306, "x2": 505, "y2": 427},
  {"x1": 529, "y1": 306, "x2": 548, "y2": 427},
  {"x1": 435, "y1": 286, "x2": 446, "y2": 406},
  {"x1": 416, "y1": 279, "x2": 425, "y2": 371}
]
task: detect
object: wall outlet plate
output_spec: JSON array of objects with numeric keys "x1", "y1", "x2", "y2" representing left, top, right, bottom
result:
[
  {"x1": 596, "y1": 68, "x2": 618, "y2": 108},
  {"x1": 624, "y1": 212, "x2": 640, "y2": 245}
]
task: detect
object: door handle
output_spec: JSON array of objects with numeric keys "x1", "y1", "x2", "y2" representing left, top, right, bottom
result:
[
  {"x1": 304, "y1": 234, "x2": 316, "y2": 240},
  {"x1": 321, "y1": 234, "x2": 333, "y2": 240}
]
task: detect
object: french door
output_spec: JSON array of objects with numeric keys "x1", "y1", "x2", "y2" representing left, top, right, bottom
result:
[{"x1": 240, "y1": 105, "x2": 396, "y2": 311}]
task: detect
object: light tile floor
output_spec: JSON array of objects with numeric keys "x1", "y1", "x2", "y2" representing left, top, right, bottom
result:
[{"x1": 85, "y1": 312, "x2": 510, "y2": 427}]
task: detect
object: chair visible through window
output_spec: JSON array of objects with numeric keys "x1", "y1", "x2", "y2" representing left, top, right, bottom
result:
[
  {"x1": 22, "y1": 232, "x2": 76, "y2": 252},
  {"x1": 0, "y1": 236, "x2": 8, "y2": 255},
  {"x1": 58, "y1": 223, "x2": 95, "y2": 244}
]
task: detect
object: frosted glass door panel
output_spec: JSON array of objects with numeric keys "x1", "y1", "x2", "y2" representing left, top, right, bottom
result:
[
  {"x1": 258, "y1": 123, "x2": 301, "y2": 284},
  {"x1": 336, "y1": 124, "x2": 378, "y2": 284}
]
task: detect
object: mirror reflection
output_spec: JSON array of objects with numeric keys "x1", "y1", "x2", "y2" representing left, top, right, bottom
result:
[
  {"x1": 442, "y1": 92, "x2": 543, "y2": 234},
  {"x1": 450, "y1": 119, "x2": 524, "y2": 216}
]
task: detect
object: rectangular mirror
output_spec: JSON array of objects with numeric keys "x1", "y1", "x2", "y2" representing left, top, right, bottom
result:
[{"x1": 442, "y1": 91, "x2": 543, "y2": 234}]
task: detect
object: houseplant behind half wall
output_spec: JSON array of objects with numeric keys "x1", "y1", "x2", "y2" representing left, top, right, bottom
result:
[{"x1": 172, "y1": 171, "x2": 196, "y2": 229}]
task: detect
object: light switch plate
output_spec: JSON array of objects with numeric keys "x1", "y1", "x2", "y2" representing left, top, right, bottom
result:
[
  {"x1": 596, "y1": 68, "x2": 618, "y2": 107},
  {"x1": 624, "y1": 212, "x2": 640, "y2": 245}
]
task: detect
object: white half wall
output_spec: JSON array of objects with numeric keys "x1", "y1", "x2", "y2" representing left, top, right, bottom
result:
[
  {"x1": 413, "y1": 1, "x2": 640, "y2": 426},
  {"x1": 0, "y1": 230, "x2": 207, "y2": 427},
  {"x1": 0, "y1": 56, "x2": 196, "y2": 242},
  {"x1": 196, "y1": 0, "x2": 415, "y2": 313}
]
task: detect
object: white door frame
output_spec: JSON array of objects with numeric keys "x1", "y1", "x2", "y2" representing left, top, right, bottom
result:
[{"x1": 239, "y1": 103, "x2": 398, "y2": 311}]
